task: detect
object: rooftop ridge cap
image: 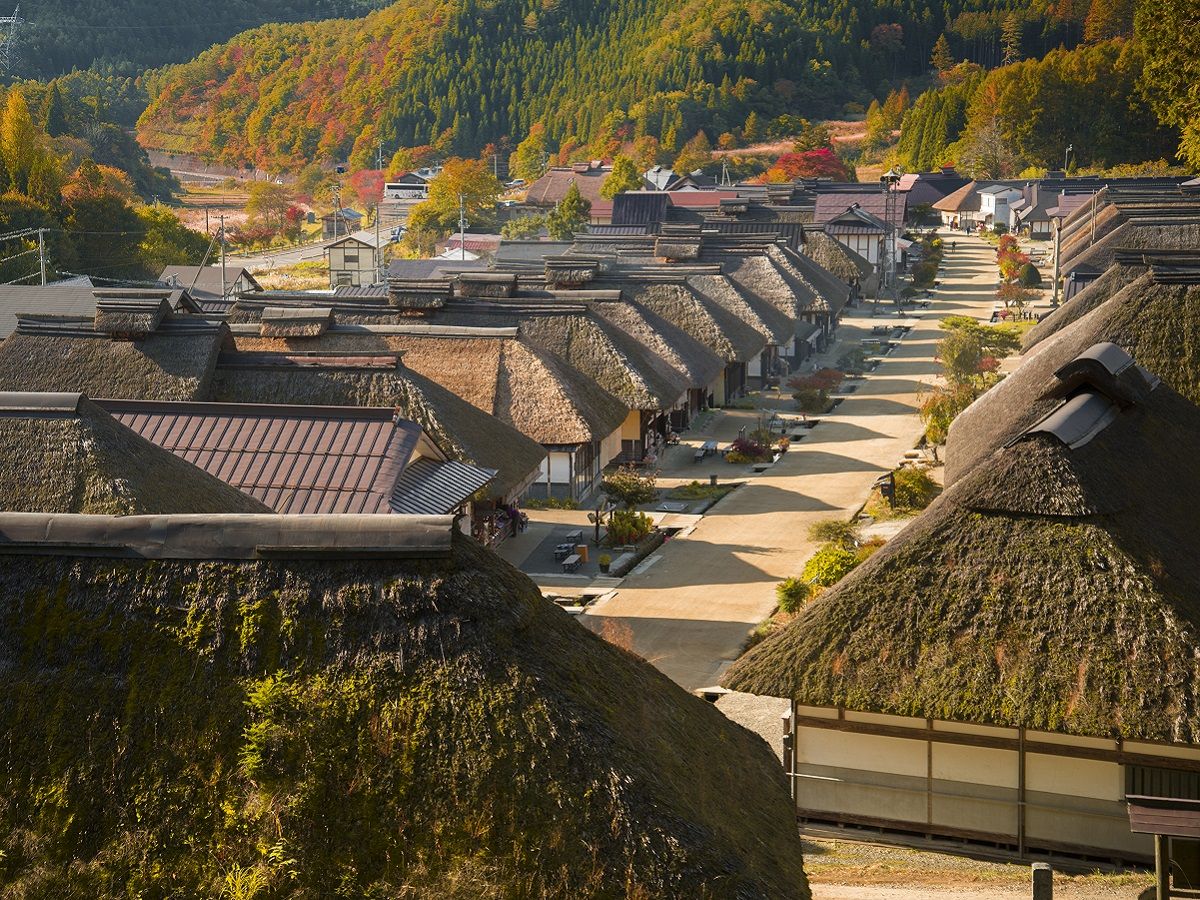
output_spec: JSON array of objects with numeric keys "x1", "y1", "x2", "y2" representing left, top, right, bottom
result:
[
  {"x1": 0, "y1": 391, "x2": 85, "y2": 414},
  {"x1": 0, "y1": 512, "x2": 454, "y2": 560},
  {"x1": 95, "y1": 398, "x2": 401, "y2": 421}
]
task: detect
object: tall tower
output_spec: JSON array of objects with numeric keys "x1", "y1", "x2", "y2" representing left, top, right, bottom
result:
[{"x1": 0, "y1": 6, "x2": 22, "y2": 79}]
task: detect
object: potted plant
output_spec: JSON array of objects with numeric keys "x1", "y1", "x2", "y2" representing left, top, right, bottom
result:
[{"x1": 598, "y1": 553, "x2": 612, "y2": 574}]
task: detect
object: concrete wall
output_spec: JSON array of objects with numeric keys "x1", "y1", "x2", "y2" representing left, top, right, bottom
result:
[{"x1": 790, "y1": 705, "x2": 1193, "y2": 861}]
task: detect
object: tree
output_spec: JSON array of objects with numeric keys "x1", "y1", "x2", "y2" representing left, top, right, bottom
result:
[
  {"x1": 931, "y1": 34, "x2": 954, "y2": 76},
  {"x1": 601, "y1": 465, "x2": 657, "y2": 509},
  {"x1": 137, "y1": 205, "x2": 209, "y2": 273},
  {"x1": 40, "y1": 82, "x2": 70, "y2": 138},
  {"x1": 1084, "y1": 0, "x2": 1134, "y2": 42},
  {"x1": 509, "y1": 124, "x2": 549, "y2": 183},
  {"x1": 673, "y1": 131, "x2": 713, "y2": 175},
  {"x1": 629, "y1": 135, "x2": 662, "y2": 170},
  {"x1": 764, "y1": 148, "x2": 853, "y2": 182},
  {"x1": 346, "y1": 169, "x2": 385, "y2": 215},
  {"x1": 546, "y1": 182, "x2": 590, "y2": 239},
  {"x1": 1, "y1": 91, "x2": 48, "y2": 195},
  {"x1": 953, "y1": 116, "x2": 1018, "y2": 179},
  {"x1": 600, "y1": 156, "x2": 642, "y2": 199},
  {"x1": 500, "y1": 213, "x2": 546, "y2": 239},
  {"x1": 742, "y1": 111, "x2": 760, "y2": 144},
  {"x1": 415, "y1": 157, "x2": 504, "y2": 232},
  {"x1": 245, "y1": 181, "x2": 296, "y2": 230},
  {"x1": 1001, "y1": 13, "x2": 1023, "y2": 65},
  {"x1": 1136, "y1": 0, "x2": 1200, "y2": 169}
]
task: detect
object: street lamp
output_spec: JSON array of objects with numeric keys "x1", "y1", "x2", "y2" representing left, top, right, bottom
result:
[{"x1": 1063, "y1": 144, "x2": 1073, "y2": 175}]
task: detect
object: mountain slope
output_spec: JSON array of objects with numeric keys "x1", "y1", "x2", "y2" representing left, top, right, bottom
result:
[{"x1": 137, "y1": 0, "x2": 1025, "y2": 170}]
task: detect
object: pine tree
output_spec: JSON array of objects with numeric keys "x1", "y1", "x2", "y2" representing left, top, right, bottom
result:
[
  {"x1": 742, "y1": 110, "x2": 760, "y2": 144},
  {"x1": 931, "y1": 34, "x2": 953, "y2": 76},
  {"x1": 1083, "y1": 0, "x2": 1134, "y2": 42},
  {"x1": 673, "y1": 131, "x2": 713, "y2": 175},
  {"x1": 546, "y1": 182, "x2": 590, "y2": 239},
  {"x1": 1001, "y1": 13, "x2": 1023, "y2": 66}
]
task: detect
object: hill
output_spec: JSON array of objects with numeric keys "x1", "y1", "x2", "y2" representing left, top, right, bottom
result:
[
  {"x1": 136, "y1": 0, "x2": 1037, "y2": 171},
  {"x1": 17, "y1": 0, "x2": 391, "y2": 78},
  {"x1": 0, "y1": 523, "x2": 810, "y2": 897}
]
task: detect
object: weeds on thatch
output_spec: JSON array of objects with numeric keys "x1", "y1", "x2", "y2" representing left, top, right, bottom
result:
[{"x1": 1, "y1": 535, "x2": 810, "y2": 898}]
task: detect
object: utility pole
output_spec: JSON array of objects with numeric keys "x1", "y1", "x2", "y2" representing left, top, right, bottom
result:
[
  {"x1": 458, "y1": 193, "x2": 467, "y2": 261},
  {"x1": 219, "y1": 213, "x2": 227, "y2": 300},
  {"x1": 37, "y1": 227, "x2": 46, "y2": 285},
  {"x1": 1063, "y1": 144, "x2": 1073, "y2": 175}
]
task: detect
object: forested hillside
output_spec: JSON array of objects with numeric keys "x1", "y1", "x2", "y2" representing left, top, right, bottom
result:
[
  {"x1": 18, "y1": 0, "x2": 389, "y2": 78},
  {"x1": 137, "y1": 0, "x2": 1073, "y2": 171}
]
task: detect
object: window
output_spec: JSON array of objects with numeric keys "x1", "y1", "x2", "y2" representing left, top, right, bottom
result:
[
  {"x1": 336, "y1": 273, "x2": 352, "y2": 286},
  {"x1": 344, "y1": 253, "x2": 359, "y2": 264}
]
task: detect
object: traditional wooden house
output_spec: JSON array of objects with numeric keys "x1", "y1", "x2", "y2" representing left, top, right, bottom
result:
[
  {"x1": 326, "y1": 232, "x2": 388, "y2": 288},
  {"x1": 158, "y1": 265, "x2": 262, "y2": 313},
  {"x1": 947, "y1": 260, "x2": 1200, "y2": 485},
  {"x1": 97, "y1": 399, "x2": 496, "y2": 521},
  {"x1": 0, "y1": 391, "x2": 268, "y2": 514},
  {"x1": 0, "y1": 512, "x2": 809, "y2": 897},
  {"x1": 725, "y1": 342, "x2": 1200, "y2": 868}
]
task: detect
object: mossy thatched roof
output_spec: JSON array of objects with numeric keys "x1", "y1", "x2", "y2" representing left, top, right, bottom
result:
[
  {"x1": 0, "y1": 393, "x2": 269, "y2": 515},
  {"x1": 0, "y1": 316, "x2": 227, "y2": 401},
  {"x1": 801, "y1": 231, "x2": 873, "y2": 283},
  {"x1": 724, "y1": 370, "x2": 1200, "y2": 744},
  {"x1": 1, "y1": 527, "x2": 809, "y2": 898},
  {"x1": 621, "y1": 281, "x2": 766, "y2": 364},
  {"x1": 1022, "y1": 261, "x2": 1143, "y2": 352},
  {"x1": 948, "y1": 267, "x2": 1200, "y2": 485}
]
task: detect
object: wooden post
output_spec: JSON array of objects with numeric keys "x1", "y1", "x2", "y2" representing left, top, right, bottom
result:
[
  {"x1": 1031, "y1": 862, "x2": 1052, "y2": 900},
  {"x1": 1156, "y1": 834, "x2": 1171, "y2": 900}
]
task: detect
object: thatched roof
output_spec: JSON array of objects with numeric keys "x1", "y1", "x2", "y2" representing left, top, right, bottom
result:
[
  {"x1": 621, "y1": 281, "x2": 767, "y2": 364},
  {"x1": 0, "y1": 518, "x2": 809, "y2": 897},
  {"x1": 210, "y1": 353, "x2": 546, "y2": 501},
  {"x1": 686, "y1": 272, "x2": 795, "y2": 346},
  {"x1": 0, "y1": 315, "x2": 228, "y2": 401},
  {"x1": 724, "y1": 349, "x2": 1200, "y2": 744},
  {"x1": 587, "y1": 297, "x2": 725, "y2": 390},
  {"x1": 0, "y1": 392, "x2": 268, "y2": 514},
  {"x1": 947, "y1": 264, "x2": 1200, "y2": 484},
  {"x1": 801, "y1": 230, "x2": 873, "y2": 283},
  {"x1": 259, "y1": 305, "x2": 334, "y2": 338},
  {"x1": 718, "y1": 254, "x2": 808, "y2": 322},
  {"x1": 231, "y1": 330, "x2": 629, "y2": 446},
  {"x1": 1059, "y1": 219, "x2": 1200, "y2": 275}
]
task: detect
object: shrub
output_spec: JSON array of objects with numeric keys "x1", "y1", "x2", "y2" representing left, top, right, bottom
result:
[
  {"x1": 837, "y1": 348, "x2": 868, "y2": 375},
  {"x1": 802, "y1": 544, "x2": 859, "y2": 587},
  {"x1": 775, "y1": 577, "x2": 811, "y2": 614},
  {"x1": 524, "y1": 497, "x2": 581, "y2": 510},
  {"x1": 789, "y1": 368, "x2": 843, "y2": 392},
  {"x1": 601, "y1": 465, "x2": 657, "y2": 508},
  {"x1": 893, "y1": 467, "x2": 938, "y2": 510},
  {"x1": 606, "y1": 508, "x2": 653, "y2": 545},
  {"x1": 910, "y1": 260, "x2": 938, "y2": 288},
  {"x1": 725, "y1": 450, "x2": 753, "y2": 464},
  {"x1": 854, "y1": 538, "x2": 886, "y2": 563},
  {"x1": 808, "y1": 519, "x2": 858, "y2": 547},
  {"x1": 729, "y1": 436, "x2": 770, "y2": 462},
  {"x1": 792, "y1": 388, "x2": 829, "y2": 414},
  {"x1": 1018, "y1": 262, "x2": 1042, "y2": 286}
]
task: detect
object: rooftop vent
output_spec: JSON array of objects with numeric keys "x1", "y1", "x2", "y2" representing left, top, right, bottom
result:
[
  {"x1": 544, "y1": 255, "x2": 599, "y2": 288},
  {"x1": 0, "y1": 391, "x2": 84, "y2": 415},
  {"x1": 1046, "y1": 341, "x2": 1158, "y2": 407},
  {"x1": 93, "y1": 292, "x2": 171, "y2": 339},
  {"x1": 453, "y1": 272, "x2": 518, "y2": 299},
  {"x1": 1026, "y1": 390, "x2": 1118, "y2": 449}
]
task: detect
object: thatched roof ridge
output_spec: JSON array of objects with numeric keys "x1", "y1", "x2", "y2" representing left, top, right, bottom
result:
[
  {"x1": 947, "y1": 268, "x2": 1200, "y2": 485},
  {"x1": 209, "y1": 354, "x2": 546, "y2": 501},
  {"x1": 1, "y1": 530, "x2": 809, "y2": 897},
  {"x1": 801, "y1": 231, "x2": 873, "y2": 282},
  {"x1": 718, "y1": 254, "x2": 809, "y2": 321},
  {"x1": 1059, "y1": 219, "x2": 1200, "y2": 274},
  {"x1": 0, "y1": 317, "x2": 230, "y2": 401},
  {"x1": 1022, "y1": 263, "x2": 1143, "y2": 351},
  {"x1": 724, "y1": 366, "x2": 1200, "y2": 744},
  {"x1": 260, "y1": 306, "x2": 334, "y2": 337},
  {"x1": 587, "y1": 299, "x2": 724, "y2": 389},
  {"x1": 0, "y1": 393, "x2": 268, "y2": 515}
]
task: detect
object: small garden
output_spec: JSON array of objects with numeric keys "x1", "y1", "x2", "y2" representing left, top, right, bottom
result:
[
  {"x1": 599, "y1": 466, "x2": 658, "y2": 547},
  {"x1": 665, "y1": 480, "x2": 739, "y2": 503},
  {"x1": 906, "y1": 233, "x2": 943, "y2": 291},
  {"x1": 994, "y1": 233, "x2": 1042, "y2": 322},
  {"x1": 862, "y1": 465, "x2": 940, "y2": 520},
  {"x1": 788, "y1": 367, "x2": 844, "y2": 416}
]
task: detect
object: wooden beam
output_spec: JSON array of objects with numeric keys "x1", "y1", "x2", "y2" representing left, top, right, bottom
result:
[{"x1": 1156, "y1": 833, "x2": 1171, "y2": 900}]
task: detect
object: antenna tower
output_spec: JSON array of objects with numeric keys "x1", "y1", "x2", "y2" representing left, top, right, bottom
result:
[{"x1": 0, "y1": 6, "x2": 22, "y2": 78}]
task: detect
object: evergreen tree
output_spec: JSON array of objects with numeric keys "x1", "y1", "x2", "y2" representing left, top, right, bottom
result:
[
  {"x1": 742, "y1": 110, "x2": 760, "y2": 144},
  {"x1": 931, "y1": 33, "x2": 954, "y2": 75},
  {"x1": 40, "y1": 83, "x2": 70, "y2": 138},
  {"x1": 1001, "y1": 13, "x2": 1023, "y2": 65},
  {"x1": 546, "y1": 182, "x2": 590, "y2": 239},
  {"x1": 1134, "y1": 0, "x2": 1200, "y2": 168},
  {"x1": 601, "y1": 156, "x2": 642, "y2": 199},
  {"x1": 509, "y1": 124, "x2": 549, "y2": 183},
  {"x1": 1084, "y1": 0, "x2": 1134, "y2": 42}
]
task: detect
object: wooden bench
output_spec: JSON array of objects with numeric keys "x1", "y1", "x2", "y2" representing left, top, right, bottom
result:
[
  {"x1": 694, "y1": 449, "x2": 706, "y2": 462},
  {"x1": 553, "y1": 543, "x2": 574, "y2": 562},
  {"x1": 564, "y1": 529, "x2": 583, "y2": 545},
  {"x1": 561, "y1": 554, "x2": 582, "y2": 573}
]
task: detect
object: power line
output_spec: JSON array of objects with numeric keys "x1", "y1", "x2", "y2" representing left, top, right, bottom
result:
[{"x1": 2, "y1": 270, "x2": 41, "y2": 285}]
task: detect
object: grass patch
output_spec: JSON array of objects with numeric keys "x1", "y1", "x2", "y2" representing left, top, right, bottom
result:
[
  {"x1": 665, "y1": 480, "x2": 738, "y2": 502},
  {"x1": 254, "y1": 260, "x2": 329, "y2": 291}
]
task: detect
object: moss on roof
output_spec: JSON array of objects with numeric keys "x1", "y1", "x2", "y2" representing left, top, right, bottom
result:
[
  {"x1": 724, "y1": 383, "x2": 1200, "y2": 743},
  {"x1": 0, "y1": 396, "x2": 269, "y2": 514},
  {"x1": 948, "y1": 270, "x2": 1200, "y2": 485},
  {"x1": 1, "y1": 533, "x2": 809, "y2": 897}
]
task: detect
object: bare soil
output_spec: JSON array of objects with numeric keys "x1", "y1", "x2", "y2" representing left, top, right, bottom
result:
[{"x1": 805, "y1": 838, "x2": 1153, "y2": 900}]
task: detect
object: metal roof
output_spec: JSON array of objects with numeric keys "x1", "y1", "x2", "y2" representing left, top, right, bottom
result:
[
  {"x1": 390, "y1": 457, "x2": 497, "y2": 515},
  {"x1": 99, "y1": 400, "x2": 423, "y2": 515}
]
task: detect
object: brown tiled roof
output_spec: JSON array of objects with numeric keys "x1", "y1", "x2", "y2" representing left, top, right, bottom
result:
[
  {"x1": 524, "y1": 166, "x2": 611, "y2": 207},
  {"x1": 99, "y1": 400, "x2": 430, "y2": 515}
]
